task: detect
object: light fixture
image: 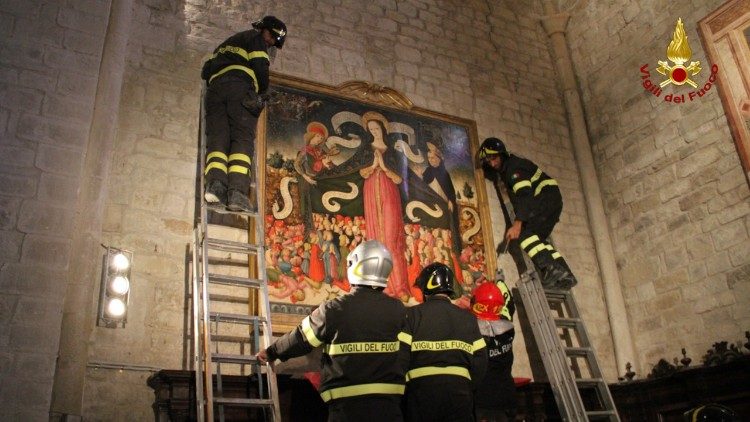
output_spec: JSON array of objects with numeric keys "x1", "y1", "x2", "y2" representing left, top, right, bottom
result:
[{"x1": 97, "y1": 247, "x2": 132, "y2": 328}]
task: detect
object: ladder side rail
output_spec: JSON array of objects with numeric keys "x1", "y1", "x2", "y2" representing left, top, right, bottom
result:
[
  {"x1": 253, "y1": 145, "x2": 281, "y2": 422},
  {"x1": 192, "y1": 228, "x2": 206, "y2": 422},
  {"x1": 195, "y1": 86, "x2": 212, "y2": 422},
  {"x1": 491, "y1": 176, "x2": 596, "y2": 421},
  {"x1": 199, "y1": 227, "x2": 215, "y2": 422},
  {"x1": 519, "y1": 277, "x2": 587, "y2": 421},
  {"x1": 197, "y1": 84, "x2": 214, "y2": 421}
]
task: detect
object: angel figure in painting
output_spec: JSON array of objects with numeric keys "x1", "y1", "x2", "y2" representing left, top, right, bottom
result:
[{"x1": 294, "y1": 121, "x2": 339, "y2": 230}]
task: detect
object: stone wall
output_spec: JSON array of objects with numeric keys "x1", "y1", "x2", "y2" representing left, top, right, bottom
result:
[
  {"x1": 567, "y1": 0, "x2": 750, "y2": 371},
  {"x1": 0, "y1": 0, "x2": 701, "y2": 419},
  {"x1": 0, "y1": 0, "x2": 109, "y2": 420},
  {"x1": 79, "y1": 0, "x2": 614, "y2": 417}
]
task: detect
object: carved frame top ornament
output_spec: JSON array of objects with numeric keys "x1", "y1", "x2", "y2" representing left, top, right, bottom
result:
[{"x1": 335, "y1": 81, "x2": 414, "y2": 110}]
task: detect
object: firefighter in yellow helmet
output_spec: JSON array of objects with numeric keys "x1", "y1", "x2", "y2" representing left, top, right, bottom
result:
[
  {"x1": 478, "y1": 137, "x2": 576, "y2": 289},
  {"x1": 201, "y1": 16, "x2": 286, "y2": 211},
  {"x1": 256, "y1": 240, "x2": 409, "y2": 421},
  {"x1": 400, "y1": 263, "x2": 487, "y2": 421}
]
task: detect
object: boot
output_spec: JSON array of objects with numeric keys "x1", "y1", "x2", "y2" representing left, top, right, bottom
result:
[
  {"x1": 539, "y1": 264, "x2": 567, "y2": 289},
  {"x1": 205, "y1": 180, "x2": 227, "y2": 205},
  {"x1": 557, "y1": 271, "x2": 578, "y2": 290},
  {"x1": 554, "y1": 259, "x2": 578, "y2": 290},
  {"x1": 227, "y1": 188, "x2": 255, "y2": 212}
]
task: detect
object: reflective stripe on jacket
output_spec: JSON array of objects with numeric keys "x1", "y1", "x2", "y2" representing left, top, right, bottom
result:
[
  {"x1": 401, "y1": 295, "x2": 487, "y2": 384},
  {"x1": 499, "y1": 154, "x2": 559, "y2": 221},
  {"x1": 266, "y1": 287, "x2": 409, "y2": 402},
  {"x1": 201, "y1": 29, "x2": 270, "y2": 93}
]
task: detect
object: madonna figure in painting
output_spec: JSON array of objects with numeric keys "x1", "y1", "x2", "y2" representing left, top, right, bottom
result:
[{"x1": 358, "y1": 111, "x2": 410, "y2": 301}]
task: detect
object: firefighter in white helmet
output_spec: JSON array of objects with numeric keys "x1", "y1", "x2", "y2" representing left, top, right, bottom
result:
[{"x1": 257, "y1": 240, "x2": 409, "y2": 421}]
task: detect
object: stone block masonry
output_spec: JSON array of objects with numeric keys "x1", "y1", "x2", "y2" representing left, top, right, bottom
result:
[
  {"x1": 4, "y1": 0, "x2": 739, "y2": 419},
  {"x1": 568, "y1": 0, "x2": 750, "y2": 372},
  {"x1": 0, "y1": 0, "x2": 108, "y2": 419}
]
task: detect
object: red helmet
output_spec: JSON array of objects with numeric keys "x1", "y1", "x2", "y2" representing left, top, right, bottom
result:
[{"x1": 470, "y1": 282, "x2": 505, "y2": 321}]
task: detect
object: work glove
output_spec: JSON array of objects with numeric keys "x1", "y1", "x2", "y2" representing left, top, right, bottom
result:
[{"x1": 242, "y1": 91, "x2": 270, "y2": 117}]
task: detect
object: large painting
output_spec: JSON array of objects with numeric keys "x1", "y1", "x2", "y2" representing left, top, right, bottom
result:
[{"x1": 259, "y1": 76, "x2": 496, "y2": 330}]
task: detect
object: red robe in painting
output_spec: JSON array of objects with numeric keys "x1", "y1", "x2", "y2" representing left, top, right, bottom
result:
[
  {"x1": 363, "y1": 168, "x2": 409, "y2": 300},
  {"x1": 308, "y1": 243, "x2": 325, "y2": 283}
]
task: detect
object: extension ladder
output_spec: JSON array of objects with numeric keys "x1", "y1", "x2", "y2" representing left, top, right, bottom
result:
[
  {"x1": 491, "y1": 179, "x2": 619, "y2": 421},
  {"x1": 191, "y1": 89, "x2": 281, "y2": 422}
]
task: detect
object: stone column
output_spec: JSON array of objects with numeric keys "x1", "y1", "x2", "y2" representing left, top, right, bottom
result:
[
  {"x1": 540, "y1": 5, "x2": 639, "y2": 377},
  {"x1": 50, "y1": 0, "x2": 134, "y2": 417}
]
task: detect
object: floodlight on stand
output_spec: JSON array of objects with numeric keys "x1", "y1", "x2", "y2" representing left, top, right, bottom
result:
[{"x1": 97, "y1": 247, "x2": 133, "y2": 328}]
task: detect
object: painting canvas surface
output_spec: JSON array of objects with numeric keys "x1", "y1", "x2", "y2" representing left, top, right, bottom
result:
[{"x1": 262, "y1": 82, "x2": 491, "y2": 324}]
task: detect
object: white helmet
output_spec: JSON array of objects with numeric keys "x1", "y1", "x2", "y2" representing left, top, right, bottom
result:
[{"x1": 347, "y1": 240, "x2": 393, "y2": 288}]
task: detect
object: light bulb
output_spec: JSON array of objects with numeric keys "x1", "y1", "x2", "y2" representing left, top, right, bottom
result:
[
  {"x1": 109, "y1": 276, "x2": 130, "y2": 295},
  {"x1": 111, "y1": 253, "x2": 130, "y2": 271},
  {"x1": 106, "y1": 298, "x2": 126, "y2": 317}
]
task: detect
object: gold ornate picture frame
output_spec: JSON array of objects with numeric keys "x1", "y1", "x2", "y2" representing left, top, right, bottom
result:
[{"x1": 258, "y1": 74, "x2": 496, "y2": 332}]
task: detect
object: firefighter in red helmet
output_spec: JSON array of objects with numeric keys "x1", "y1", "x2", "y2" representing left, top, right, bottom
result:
[
  {"x1": 471, "y1": 280, "x2": 517, "y2": 422},
  {"x1": 401, "y1": 263, "x2": 487, "y2": 421}
]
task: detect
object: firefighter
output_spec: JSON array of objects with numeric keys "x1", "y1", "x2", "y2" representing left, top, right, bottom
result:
[
  {"x1": 471, "y1": 281, "x2": 517, "y2": 422},
  {"x1": 478, "y1": 137, "x2": 577, "y2": 289},
  {"x1": 683, "y1": 403, "x2": 738, "y2": 421},
  {"x1": 256, "y1": 240, "x2": 409, "y2": 422},
  {"x1": 201, "y1": 16, "x2": 287, "y2": 211},
  {"x1": 401, "y1": 263, "x2": 487, "y2": 422}
]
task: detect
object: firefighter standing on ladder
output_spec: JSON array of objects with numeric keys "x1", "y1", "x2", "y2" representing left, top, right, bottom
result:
[
  {"x1": 256, "y1": 240, "x2": 409, "y2": 421},
  {"x1": 201, "y1": 16, "x2": 287, "y2": 212},
  {"x1": 478, "y1": 137, "x2": 577, "y2": 289}
]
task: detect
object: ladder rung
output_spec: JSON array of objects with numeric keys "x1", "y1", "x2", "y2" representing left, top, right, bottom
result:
[
  {"x1": 554, "y1": 317, "x2": 583, "y2": 328},
  {"x1": 544, "y1": 290, "x2": 569, "y2": 302},
  {"x1": 205, "y1": 237, "x2": 261, "y2": 254},
  {"x1": 211, "y1": 334, "x2": 253, "y2": 344},
  {"x1": 575, "y1": 377, "x2": 604, "y2": 387},
  {"x1": 209, "y1": 293, "x2": 250, "y2": 304},
  {"x1": 212, "y1": 353, "x2": 258, "y2": 365},
  {"x1": 565, "y1": 346, "x2": 594, "y2": 356},
  {"x1": 586, "y1": 410, "x2": 617, "y2": 417},
  {"x1": 213, "y1": 397, "x2": 275, "y2": 407},
  {"x1": 210, "y1": 311, "x2": 267, "y2": 325},
  {"x1": 208, "y1": 273, "x2": 263, "y2": 288},
  {"x1": 206, "y1": 203, "x2": 259, "y2": 217}
]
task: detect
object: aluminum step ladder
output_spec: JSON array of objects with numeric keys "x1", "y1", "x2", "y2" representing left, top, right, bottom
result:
[
  {"x1": 490, "y1": 177, "x2": 619, "y2": 421},
  {"x1": 191, "y1": 88, "x2": 280, "y2": 422}
]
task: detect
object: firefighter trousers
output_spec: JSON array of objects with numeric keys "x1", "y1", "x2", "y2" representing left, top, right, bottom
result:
[
  {"x1": 517, "y1": 187, "x2": 570, "y2": 271},
  {"x1": 405, "y1": 376, "x2": 474, "y2": 422},
  {"x1": 204, "y1": 76, "x2": 256, "y2": 193},
  {"x1": 326, "y1": 395, "x2": 403, "y2": 422}
]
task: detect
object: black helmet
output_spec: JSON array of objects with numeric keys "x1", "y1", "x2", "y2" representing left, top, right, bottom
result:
[
  {"x1": 478, "y1": 137, "x2": 507, "y2": 161},
  {"x1": 252, "y1": 16, "x2": 287, "y2": 49},
  {"x1": 416, "y1": 263, "x2": 456, "y2": 298},
  {"x1": 683, "y1": 404, "x2": 738, "y2": 422}
]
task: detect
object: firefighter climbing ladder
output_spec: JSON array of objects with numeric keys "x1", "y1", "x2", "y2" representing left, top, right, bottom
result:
[
  {"x1": 191, "y1": 89, "x2": 281, "y2": 422},
  {"x1": 492, "y1": 181, "x2": 619, "y2": 421}
]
